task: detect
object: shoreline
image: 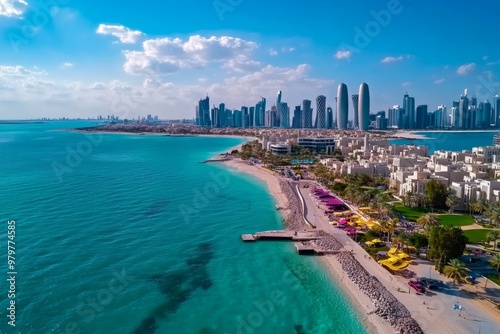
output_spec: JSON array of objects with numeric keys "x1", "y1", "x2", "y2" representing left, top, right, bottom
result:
[{"x1": 222, "y1": 159, "x2": 393, "y2": 334}]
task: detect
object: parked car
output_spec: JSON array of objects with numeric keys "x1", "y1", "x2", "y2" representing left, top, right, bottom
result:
[
  {"x1": 416, "y1": 278, "x2": 439, "y2": 290},
  {"x1": 408, "y1": 280, "x2": 426, "y2": 293}
]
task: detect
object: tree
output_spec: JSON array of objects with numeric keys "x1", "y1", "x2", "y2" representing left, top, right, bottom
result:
[
  {"x1": 409, "y1": 233, "x2": 429, "y2": 257},
  {"x1": 443, "y1": 259, "x2": 468, "y2": 284},
  {"x1": 445, "y1": 195, "x2": 459, "y2": 214},
  {"x1": 489, "y1": 253, "x2": 500, "y2": 272},
  {"x1": 470, "y1": 200, "x2": 488, "y2": 216},
  {"x1": 428, "y1": 226, "x2": 468, "y2": 272},
  {"x1": 425, "y1": 180, "x2": 449, "y2": 210},
  {"x1": 486, "y1": 204, "x2": 500, "y2": 227},
  {"x1": 417, "y1": 213, "x2": 440, "y2": 230},
  {"x1": 486, "y1": 230, "x2": 500, "y2": 250}
]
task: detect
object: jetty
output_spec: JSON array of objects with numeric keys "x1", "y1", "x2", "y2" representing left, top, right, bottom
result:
[
  {"x1": 240, "y1": 230, "x2": 318, "y2": 242},
  {"x1": 241, "y1": 230, "x2": 342, "y2": 255}
]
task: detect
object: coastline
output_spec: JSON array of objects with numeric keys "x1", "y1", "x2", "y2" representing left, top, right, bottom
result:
[{"x1": 222, "y1": 159, "x2": 392, "y2": 334}]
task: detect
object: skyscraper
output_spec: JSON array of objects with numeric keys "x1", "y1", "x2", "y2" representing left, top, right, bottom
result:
[
  {"x1": 415, "y1": 105, "x2": 428, "y2": 129},
  {"x1": 315, "y1": 95, "x2": 326, "y2": 128},
  {"x1": 358, "y1": 83, "x2": 370, "y2": 131},
  {"x1": 255, "y1": 97, "x2": 266, "y2": 127},
  {"x1": 326, "y1": 106, "x2": 333, "y2": 129},
  {"x1": 275, "y1": 91, "x2": 282, "y2": 127},
  {"x1": 302, "y1": 99, "x2": 312, "y2": 128},
  {"x1": 403, "y1": 93, "x2": 415, "y2": 129},
  {"x1": 437, "y1": 105, "x2": 447, "y2": 128},
  {"x1": 459, "y1": 90, "x2": 469, "y2": 129},
  {"x1": 494, "y1": 94, "x2": 500, "y2": 127},
  {"x1": 292, "y1": 106, "x2": 302, "y2": 128},
  {"x1": 219, "y1": 103, "x2": 226, "y2": 127},
  {"x1": 279, "y1": 102, "x2": 289, "y2": 128},
  {"x1": 352, "y1": 94, "x2": 359, "y2": 129},
  {"x1": 337, "y1": 83, "x2": 348, "y2": 130},
  {"x1": 198, "y1": 96, "x2": 210, "y2": 127}
]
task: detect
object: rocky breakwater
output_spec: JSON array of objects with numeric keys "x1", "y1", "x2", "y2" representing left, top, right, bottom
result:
[
  {"x1": 311, "y1": 230, "x2": 343, "y2": 251},
  {"x1": 335, "y1": 252, "x2": 424, "y2": 334},
  {"x1": 279, "y1": 179, "x2": 306, "y2": 231}
]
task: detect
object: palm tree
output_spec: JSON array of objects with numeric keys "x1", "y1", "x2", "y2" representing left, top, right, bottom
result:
[
  {"x1": 446, "y1": 195, "x2": 459, "y2": 213},
  {"x1": 486, "y1": 230, "x2": 500, "y2": 250},
  {"x1": 489, "y1": 253, "x2": 500, "y2": 272},
  {"x1": 486, "y1": 204, "x2": 500, "y2": 227},
  {"x1": 443, "y1": 259, "x2": 468, "y2": 284},
  {"x1": 417, "y1": 213, "x2": 439, "y2": 230}
]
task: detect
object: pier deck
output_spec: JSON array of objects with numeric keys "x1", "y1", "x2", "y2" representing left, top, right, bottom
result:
[
  {"x1": 241, "y1": 230, "x2": 318, "y2": 242},
  {"x1": 241, "y1": 230, "x2": 342, "y2": 255}
]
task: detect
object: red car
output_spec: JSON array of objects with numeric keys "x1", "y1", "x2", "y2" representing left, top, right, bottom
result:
[{"x1": 408, "y1": 280, "x2": 426, "y2": 293}]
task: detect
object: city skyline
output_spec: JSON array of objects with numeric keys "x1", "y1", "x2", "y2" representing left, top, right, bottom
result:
[
  {"x1": 0, "y1": 0, "x2": 499, "y2": 119},
  {"x1": 195, "y1": 85, "x2": 500, "y2": 131}
]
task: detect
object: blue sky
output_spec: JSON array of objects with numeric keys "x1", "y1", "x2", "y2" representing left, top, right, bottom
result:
[{"x1": 0, "y1": 0, "x2": 499, "y2": 120}]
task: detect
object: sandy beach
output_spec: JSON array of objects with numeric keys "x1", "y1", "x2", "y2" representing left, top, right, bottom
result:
[{"x1": 222, "y1": 159, "x2": 395, "y2": 334}]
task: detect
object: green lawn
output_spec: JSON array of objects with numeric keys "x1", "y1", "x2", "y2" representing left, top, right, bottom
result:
[
  {"x1": 393, "y1": 203, "x2": 430, "y2": 221},
  {"x1": 438, "y1": 215, "x2": 475, "y2": 227},
  {"x1": 463, "y1": 229, "x2": 496, "y2": 243},
  {"x1": 393, "y1": 203, "x2": 474, "y2": 226},
  {"x1": 486, "y1": 274, "x2": 500, "y2": 286}
]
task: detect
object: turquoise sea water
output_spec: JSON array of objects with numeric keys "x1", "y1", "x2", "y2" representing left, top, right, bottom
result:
[
  {"x1": 0, "y1": 122, "x2": 366, "y2": 334},
  {"x1": 390, "y1": 131, "x2": 500, "y2": 154}
]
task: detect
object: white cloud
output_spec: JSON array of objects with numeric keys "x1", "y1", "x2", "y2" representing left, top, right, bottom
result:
[
  {"x1": 483, "y1": 56, "x2": 489, "y2": 60},
  {"x1": 487, "y1": 60, "x2": 500, "y2": 66},
  {"x1": 401, "y1": 82, "x2": 411, "y2": 87},
  {"x1": 456, "y1": 63, "x2": 476, "y2": 75},
  {"x1": 123, "y1": 35, "x2": 258, "y2": 75},
  {"x1": 334, "y1": 50, "x2": 351, "y2": 60},
  {"x1": 269, "y1": 48, "x2": 278, "y2": 56},
  {"x1": 281, "y1": 47, "x2": 295, "y2": 52},
  {"x1": 96, "y1": 24, "x2": 144, "y2": 44},
  {"x1": 0, "y1": 0, "x2": 27, "y2": 18},
  {"x1": 60, "y1": 62, "x2": 73, "y2": 69},
  {"x1": 434, "y1": 78, "x2": 445, "y2": 85},
  {"x1": 0, "y1": 62, "x2": 337, "y2": 120},
  {"x1": 381, "y1": 55, "x2": 411, "y2": 63},
  {"x1": 89, "y1": 82, "x2": 106, "y2": 90}
]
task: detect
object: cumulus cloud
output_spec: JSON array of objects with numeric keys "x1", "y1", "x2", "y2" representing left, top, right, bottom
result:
[
  {"x1": 381, "y1": 55, "x2": 411, "y2": 63},
  {"x1": 434, "y1": 78, "x2": 446, "y2": 85},
  {"x1": 123, "y1": 35, "x2": 258, "y2": 75},
  {"x1": 269, "y1": 48, "x2": 278, "y2": 56},
  {"x1": 0, "y1": 0, "x2": 27, "y2": 18},
  {"x1": 456, "y1": 63, "x2": 476, "y2": 75},
  {"x1": 334, "y1": 50, "x2": 351, "y2": 60},
  {"x1": 96, "y1": 24, "x2": 144, "y2": 44}
]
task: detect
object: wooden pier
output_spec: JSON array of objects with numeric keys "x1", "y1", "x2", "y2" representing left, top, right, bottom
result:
[
  {"x1": 241, "y1": 230, "x2": 341, "y2": 255},
  {"x1": 240, "y1": 230, "x2": 318, "y2": 242}
]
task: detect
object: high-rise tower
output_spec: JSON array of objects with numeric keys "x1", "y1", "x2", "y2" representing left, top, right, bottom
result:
[
  {"x1": 315, "y1": 95, "x2": 326, "y2": 128},
  {"x1": 337, "y1": 83, "x2": 348, "y2": 130},
  {"x1": 352, "y1": 94, "x2": 359, "y2": 129},
  {"x1": 302, "y1": 99, "x2": 312, "y2": 128},
  {"x1": 358, "y1": 83, "x2": 370, "y2": 131}
]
